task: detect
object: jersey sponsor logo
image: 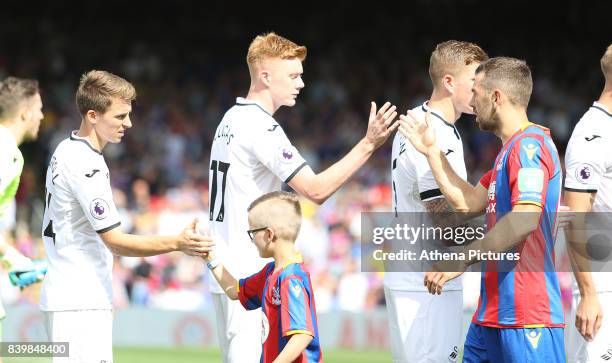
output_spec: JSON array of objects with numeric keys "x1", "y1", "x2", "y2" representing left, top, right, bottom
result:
[
  {"x1": 585, "y1": 134, "x2": 601, "y2": 142},
  {"x1": 89, "y1": 198, "x2": 110, "y2": 220},
  {"x1": 525, "y1": 329, "x2": 542, "y2": 349},
  {"x1": 522, "y1": 143, "x2": 539, "y2": 160},
  {"x1": 518, "y1": 168, "x2": 544, "y2": 193},
  {"x1": 267, "y1": 124, "x2": 280, "y2": 132},
  {"x1": 488, "y1": 182, "x2": 496, "y2": 201},
  {"x1": 85, "y1": 169, "x2": 100, "y2": 178},
  {"x1": 575, "y1": 163, "x2": 594, "y2": 184},
  {"x1": 445, "y1": 149, "x2": 454, "y2": 156}
]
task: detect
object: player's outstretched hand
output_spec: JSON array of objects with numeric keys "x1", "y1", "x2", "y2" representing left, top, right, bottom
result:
[
  {"x1": 424, "y1": 260, "x2": 466, "y2": 295},
  {"x1": 575, "y1": 294, "x2": 603, "y2": 342},
  {"x1": 178, "y1": 218, "x2": 215, "y2": 257},
  {"x1": 364, "y1": 101, "x2": 398, "y2": 149},
  {"x1": 399, "y1": 110, "x2": 436, "y2": 155}
]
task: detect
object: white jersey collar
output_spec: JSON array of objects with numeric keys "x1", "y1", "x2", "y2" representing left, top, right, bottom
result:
[
  {"x1": 592, "y1": 102, "x2": 612, "y2": 118},
  {"x1": 236, "y1": 97, "x2": 272, "y2": 116},
  {"x1": 69, "y1": 131, "x2": 102, "y2": 155}
]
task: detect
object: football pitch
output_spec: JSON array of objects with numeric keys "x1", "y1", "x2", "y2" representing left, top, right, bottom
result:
[{"x1": 5, "y1": 347, "x2": 393, "y2": 363}]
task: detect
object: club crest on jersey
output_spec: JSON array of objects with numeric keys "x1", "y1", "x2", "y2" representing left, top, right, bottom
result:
[
  {"x1": 271, "y1": 286, "x2": 281, "y2": 305},
  {"x1": 576, "y1": 163, "x2": 594, "y2": 184},
  {"x1": 448, "y1": 346, "x2": 459, "y2": 362},
  {"x1": 89, "y1": 198, "x2": 110, "y2": 220},
  {"x1": 523, "y1": 143, "x2": 539, "y2": 161}
]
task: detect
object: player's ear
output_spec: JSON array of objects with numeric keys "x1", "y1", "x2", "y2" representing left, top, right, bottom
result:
[
  {"x1": 260, "y1": 70, "x2": 272, "y2": 87},
  {"x1": 492, "y1": 89, "x2": 502, "y2": 106},
  {"x1": 85, "y1": 110, "x2": 98, "y2": 125},
  {"x1": 442, "y1": 74, "x2": 454, "y2": 94}
]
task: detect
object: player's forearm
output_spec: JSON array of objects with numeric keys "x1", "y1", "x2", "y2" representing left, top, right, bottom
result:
[
  {"x1": 209, "y1": 263, "x2": 239, "y2": 300},
  {"x1": 464, "y1": 210, "x2": 539, "y2": 265},
  {"x1": 564, "y1": 191, "x2": 597, "y2": 296},
  {"x1": 273, "y1": 334, "x2": 313, "y2": 363},
  {"x1": 304, "y1": 138, "x2": 375, "y2": 204},
  {"x1": 425, "y1": 147, "x2": 473, "y2": 212},
  {"x1": 101, "y1": 232, "x2": 179, "y2": 257},
  {"x1": 566, "y1": 215, "x2": 597, "y2": 296}
]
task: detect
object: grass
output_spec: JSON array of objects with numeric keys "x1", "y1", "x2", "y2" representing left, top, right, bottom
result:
[{"x1": 4, "y1": 346, "x2": 393, "y2": 363}]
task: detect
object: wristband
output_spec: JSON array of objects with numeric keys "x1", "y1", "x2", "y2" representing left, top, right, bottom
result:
[{"x1": 207, "y1": 259, "x2": 220, "y2": 270}]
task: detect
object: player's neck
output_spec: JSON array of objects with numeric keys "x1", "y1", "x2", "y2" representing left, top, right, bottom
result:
[
  {"x1": 273, "y1": 242, "x2": 299, "y2": 271},
  {"x1": 428, "y1": 93, "x2": 459, "y2": 123},
  {"x1": 0, "y1": 120, "x2": 26, "y2": 146},
  {"x1": 76, "y1": 121, "x2": 106, "y2": 152},
  {"x1": 597, "y1": 83, "x2": 612, "y2": 111},
  {"x1": 498, "y1": 108, "x2": 530, "y2": 145},
  {"x1": 245, "y1": 89, "x2": 277, "y2": 115}
]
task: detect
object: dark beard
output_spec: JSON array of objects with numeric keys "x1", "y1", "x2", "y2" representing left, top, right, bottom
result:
[{"x1": 477, "y1": 104, "x2": 500, "y2": 133}]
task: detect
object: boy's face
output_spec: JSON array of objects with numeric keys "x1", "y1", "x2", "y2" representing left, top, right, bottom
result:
[
  {"x1": 248, "y1": 215, "x2": 274, "y2": 258},
  {"x1": 91, "y1": 97, "x2": 133, "y2": 144}
]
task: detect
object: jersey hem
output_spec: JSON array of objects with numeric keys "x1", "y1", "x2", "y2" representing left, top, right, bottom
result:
[
  {"x1": 471, "y1": 320, "x2": 565, "y2": 329},
  {"x1": 563, "y1": 186, "x2": 597, "y2": 193}
]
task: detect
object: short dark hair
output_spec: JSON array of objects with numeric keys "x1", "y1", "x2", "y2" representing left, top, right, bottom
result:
[
  {"x1": 475, "y1": 57, "x2": 533, "y2": 108},
  {"x1": 0, "y1": 77, "x2": 39, "y2": 119}
]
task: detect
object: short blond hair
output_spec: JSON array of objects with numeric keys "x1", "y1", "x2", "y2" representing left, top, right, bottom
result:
[
  {"x1": 429, "y1": 40, "x2": 488, "y2": 85},
  {"x1": 0, "y1": 77, "x2": 39, "y2": 120},
  {"x1": 76, "y1": 70, "x2": 136, "y2": 115},
  {"x1": 246, "y1": 32, "x2": 307, "y2": 76},
  {"x1": 248, "y1": 191, "x2": 302, "y2": 242},
  {"x1": 475, "y1": 57, "x2": 533, "y2": 109},
  {"x1": 601, "y1": 44, "x2": 612, "y2": 80}
]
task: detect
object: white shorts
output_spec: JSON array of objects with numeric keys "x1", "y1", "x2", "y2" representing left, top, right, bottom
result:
[
  {"x1": 44, "y1": 310, "x2": 113, "y2": 363},
  {"x1": 566, "y1": 291, "x2": 612, "y2": 362},
  {"x1": 212, "y1": 293, "x2": 262, "y2": 363},
  {"x1": 384, "y1": 287, "x2": 463, "y2": 363}
]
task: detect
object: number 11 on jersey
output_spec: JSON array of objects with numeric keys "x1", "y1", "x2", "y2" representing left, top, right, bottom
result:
[{"x1": 209, "y1": 160, "x2": 230, "y2": 222}]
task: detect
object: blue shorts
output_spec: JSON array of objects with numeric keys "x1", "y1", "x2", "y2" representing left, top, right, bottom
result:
[{"x1": 462, "y1": 323, "x2": 565, "y2": 363}]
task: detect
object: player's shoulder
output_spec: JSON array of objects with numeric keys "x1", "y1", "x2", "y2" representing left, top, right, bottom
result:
[
  {"x1": 226, "y1": 97, "x2": 278, "y2": 130},
  {"x1": 571, "y1": 103, "x2": 612, "y2": 139},
  {"x1": 52, "y1": 133, "x2": 105, "y2": 169}
]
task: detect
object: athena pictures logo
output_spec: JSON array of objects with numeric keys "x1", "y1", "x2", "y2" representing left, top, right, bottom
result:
[
  {"x1": 89, "y1": 198, "x2": 110, "y2": 220},
  {"x1": 576, "y1": 163, "x2": 593, "y2": 184}
]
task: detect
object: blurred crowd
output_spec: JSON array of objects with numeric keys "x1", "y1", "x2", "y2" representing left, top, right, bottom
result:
[{"x1": 1, "y1": 2, "x2": 609, "y2": 313}]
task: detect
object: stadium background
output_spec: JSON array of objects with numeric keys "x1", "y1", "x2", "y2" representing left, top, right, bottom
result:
[{"x1": 1, "y1": 1, "x2": 611, "y2": 362}]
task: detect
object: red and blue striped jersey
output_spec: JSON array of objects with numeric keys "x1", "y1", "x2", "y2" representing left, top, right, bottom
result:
[
  {"x1": 475, "y1": 123, "x2": 564, "y2": 328},
  {"x1": 238, "y1": 254, "x2": 322, "y2": 363}
]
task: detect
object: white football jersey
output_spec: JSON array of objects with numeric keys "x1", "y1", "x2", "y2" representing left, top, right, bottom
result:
[
  {"x1": 0, "y1": 124, "x2": 24, "y2": 216},
  {"x1": 385, "y1": 102, "x2": 467, "y2": 291},
  {"x1": 564, "y1": 102, "x2": 612, "y2": 292},
  {"x1": 40, "y1": 132, "x2": 121, "y2": 311},
  {"x1": 208, "y1": 97, "x2": 307, "y2": 293}
]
